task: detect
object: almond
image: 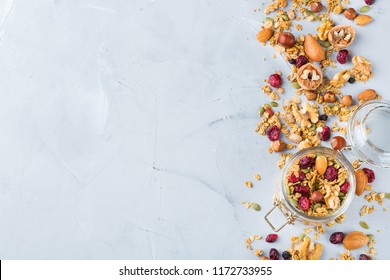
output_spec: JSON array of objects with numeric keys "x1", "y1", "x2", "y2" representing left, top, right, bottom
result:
[
  {"x1": 357, "y1": 89, "x2": 377, "y2": 101},
  {"x1": 304, "y1": 35, "x2": 325, "y2": 62},
  {"x1": 354, "y1": 15, "x2": 372, "y2": 26},
  {"x1": 315, "y1": 155, "x2": 327, "y2": 175},
  {"x1": 343, "y1": 231, "x2": 369, "y2": 250},
  {"x1": 256, "y1": 28, "x2": 274, "y2": 43},
  {"x1": 355, "y1": 169, "x2": 368, "y2": 196}
]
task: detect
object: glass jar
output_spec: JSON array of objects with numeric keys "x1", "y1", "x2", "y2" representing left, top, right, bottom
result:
[{"x1": 265, "y1": 100, "x2": 390, "y2": 232}]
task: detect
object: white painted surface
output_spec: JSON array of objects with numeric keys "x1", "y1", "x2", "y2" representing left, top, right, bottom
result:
[{"x1": 0, "y1": 0, "x2": 389, "y2": 259}]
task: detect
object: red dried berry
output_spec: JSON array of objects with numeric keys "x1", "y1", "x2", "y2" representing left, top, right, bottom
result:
[
  {"x1": 365, "y1": 0, "x2": 375, "y2": 5},
  {"x1": 320, "y1": 126, "x2": 331, "y2": 141},
  {"x1": 337, "y1": 49, "x2": 349, "y2": 64},
  {"x1": 269, "y1": 74, "x2": 282, "y2": 88},
  {"x1": 340, "y1": 181, "x2": 350, "y2": 193},
  {"x1": 295, "y1": 55, "x2": 308, "y2": 68},
  {"x1": 299, "y1": 156, "x2": 314, "y2": 169},
  {"x1": 269, "y1": 248, "x2": 280, "y2": 260},
  {"x1": 288, "y1": 171, "x2": 306, "y2": 183},
  {"x1": 359, "y1": 254, "x2": 371, "y2": 260},
  {"x1": 298, "y1": 196, "x2": 310, "y2": 211},
  {"x1": 267, "y1": 125, "x2": 281, "y2": 141},
  {"x1": 362, "y1": 168, "x2": 375, "y2": 183},
  {"x1": 329, "y1": 232, "x2": 344, "y2": 244},
  {"x1": 265, "y1": 106, "x2": 274, "y2": 116},
  {"x1": 266, "y1": 234, "x2": 278, "y2": 243},
  {"x1": 325, "y1": 166, "x2": 338, "y2": 181},
  {"x1": 294, "y1": 185, "x2": 310, "y2": 196}
]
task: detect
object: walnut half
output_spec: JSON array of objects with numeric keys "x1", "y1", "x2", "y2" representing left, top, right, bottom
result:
[
  {"x1": 328, "y1": 25, "x2": 356, "y2": 49},
  {"x1": 296, "y1": 63, "x2": 323, "y2": 90}
]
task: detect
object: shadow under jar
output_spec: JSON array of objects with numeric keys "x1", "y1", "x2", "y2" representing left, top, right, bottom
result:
[{"x1": 265, "y1": 100, "x2": 390, "y2": 232}]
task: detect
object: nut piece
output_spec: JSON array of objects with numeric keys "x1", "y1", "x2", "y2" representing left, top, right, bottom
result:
[
  {"x1": 330, "y1": 136, "x2": 346, "y2": 150},
  {"x1": 296, "y1": 63, "x2": 323, "y2": 90},
  {"x1": 315, "y1": 155, "x2": 327, "y2": 175},
  {"x1": 355, "y1": 169, "x2": 368, "y2": 196},
  {"x1": 343, "y1": 231, "x2": 369, "y2": 250},
  {"x1": 304, "y1": 35, "x2": 325, "y2": 62},
  {"x1": 305, "y1": 90, "x2": 317, "y2": 101},
  {"x1": 311, "y1": 191, "x2": 323, "y2": 203},
  {"x1": 342, "y1": 95, "x2": 353, "y2": 106},
  {"x1": 354, "y1": 15, "x2": 372, "y2": 26},
  {"x1": 324, "y1": 91, "x2": 337, "y2": 103},
  {"x1": 344, "y1": 8, "x2": 357, "y2": 20},
  {"x1": 357, "y1": 89, "x2": 377, "y2": 101},
  {"x1": 311, "y1": 2, "x2": 323, "y2": 13},
  {"x1": 256, "y1": 28, "x2": 274, "y2": 43},
  {"x1": 278, "y1": 32, "x2": 296, "y2": 48},
  {"x1": 328, "y1": 25, "x2": 356, "y2": 49},
  {"x1": 271, "y1": 140, "x2": 286, "y2": 152}
]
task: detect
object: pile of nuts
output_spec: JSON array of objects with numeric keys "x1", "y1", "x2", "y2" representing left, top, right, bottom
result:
[{"x1": 247, "y1": 0, "x2": 388, "y2": 260}]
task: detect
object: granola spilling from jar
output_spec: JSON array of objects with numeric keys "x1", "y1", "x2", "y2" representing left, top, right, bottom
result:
[{"x1": 286, "y1": 153, "x2": 349, "y2": 216}]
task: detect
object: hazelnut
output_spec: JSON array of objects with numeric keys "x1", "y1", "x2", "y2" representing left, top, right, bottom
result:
[
  {"x1": 311, "y1": 191, "x2": 323, "y2": 203},
  {"x1": 323, "y1": 91, "x2": 337, "y2": 103},
  {"x1": 305, "y1": 90, "x2": 317, "y2": 101},
  {"x1": 271, "y1": 140, "x2": 286, "y2": 152},
  {"x1": 342, "y1": 95, "x2": 353, "y2": 106},
  {"x1": 344, "y1": 8, "x2": 357, "y2": 20},
  {"x1": 278, "y1": 32, "x2": 296, "y2": 48},
  {"x1": 330, "y1": 136, "x2": 347, "y2": 150},
  {"x1": 311, "y1": 2, "x2": 324, "y2": 13}
]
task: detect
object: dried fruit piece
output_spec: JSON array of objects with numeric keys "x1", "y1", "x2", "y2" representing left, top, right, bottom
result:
[
  {"x1": 267, "y1": 125, "x2": 281, "y2": 141},
  {"x1": 269, "y1": 73, "x2": 282, "y2": 88},
  {"x1": 299, "y1": 156, "x2": 314, "y2": 169},
  {"x1": 359, "y1": 221, "x2": 369, "y2": 230},
  {"x1": 319, "y1": 114, "x2": 328, "y2": 121},
  {"x1": 330, "y1": 232, "x2": 344, "y2": 244},
  {"x1": 304, "y1": 35, "x2": 325, "y2": 62},
  {"x1": 365, "y1": 0, "x2": 375, "y2": 5},
  {"x1": 355, "y1": 169, "x2": 368, "y2": 196},
  {"x1": 357, "y1": 89, "x2": 377, "y2": 101},
  {"x1": 328, "y1": 25, "x2": 356, "y2": 49},
  {"x1": 354, "y1": 15, "x2": 372, "y2": 26},
  {"x1": 269, "y1": 248, "x2": 279, "y2": 260},
  {"x1": 288, "y1": 171, "x2": 306, "y2": 183},
  {"x1": 330, "y1": 136, "x2": 346, "y2": 150},
  {"x1": 359, "y1": 254, "x2": 371, "y2": 260},
  {"x1": 362, "y1": 168, "x2": 375, "y2": 183},
  {"x1": 343, "y1": 231, "x2": 369, "y2": 250},
  {"x1": 337, "y1": 49, "x2": 349, "y2": 64},
  {"x1": 296, "y1": 63, "x2": 323, "y2": 90},
  {"x1": 325, "y1": 166, "x2": 338, "y2": 181},
  {"x1": 295, "y1": 185, "x2": 310, "y2": 196},
  {"x1": 320, "y1": 126, "x2": 331, "y2": 141},
  {"x1": 282, "y1": 251, "x2": 292, "y2": 260},
  {"x1": 344, "y1": 8, "x2": 357, "y2": 20},
  {"x1": 278, "y1": 32, "x2": 296, "y2": 48},
  {"x1": 340, "y1": 181, "x2": 350, "y2": 193},
  {"x1": 256, "y1": 28, "x2": 274, "y2": 43},
  {"x1": 298, "y1": 196, "x2": 310, "y2": 211},
  {"x1": 315, "y1": 155, "x2": 327, "y2": 175},
  {"x1": 295, "y1": 55, "x2": 308, "y2": 68},
  {"x1": 308, "y1": 243, "x2": 323, "y2": 260},
  {"x1": 265, "y1": 234, "x2": 278, "y2": 243}
]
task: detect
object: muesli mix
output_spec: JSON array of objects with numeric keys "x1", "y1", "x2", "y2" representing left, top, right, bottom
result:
[{"x1": 245, "y1": 0, "x2": 389, "y2": 260}]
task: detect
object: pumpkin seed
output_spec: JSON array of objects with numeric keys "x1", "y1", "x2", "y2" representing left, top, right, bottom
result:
[
  {"x1": 311, "y1": 124, "x2": 317, "y2": 130},
  {"x1": 304, "y1": 0, "x2": 310, "y2": 5},
  {"x1": 384, "y1": 193, "x2": 390, "y2": 200},
  {"x1": 289, "y1": 198, "x2": 298, "y2": 206},
  {"x1": 314, "y1": 15, "x2": 321, "y2": 21},
  {"x1": 313, "y1": 203, "x2": 321, "y2": 212},
  {"x1": 301, "y1": 168, "x2": 310, "y2": 174},
  {"x1": 286, "y1": 186, "x2": 290, "y2": 195},
  {"x1": 291, "y1": 81, "x2": 300, "y2": 89},
  {"x1": 251, "y1": 203, "x2": 261, "y2": 211},
  {"x1": 367, "y1": 234, "x2": 375, "y2": 243},
  {"x1": 339, "y1": 192, "x2": 345, "y2": 197},
  {"x1": 359, "y1": 6, "x2": 371, "y2": 13},
  {"x1": 270, "y1": 101, "x2": 279, "y2": 107},
  {"x1": 305, "y1": 9, "x2": 313, "y2": 16},
  {"x1": 281, "y1": 14, "x2": 289, "y2": 21},
  {"x1": 359, "y1": 221, "x2": 369, "y2": 230},
  {"x1": 259, "y1": 107, "x2": 265, "y2": 116},
  {"x1": 265, "y1": 17, "x2": 274, "y2": 22},
  {"x1": 322, "y1": 40, "x2": 331, "y2": 48}
]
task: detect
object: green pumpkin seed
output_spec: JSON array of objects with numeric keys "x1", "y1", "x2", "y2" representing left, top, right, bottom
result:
[
  {"x1": 301, "y1": 168, "x2": 310, "y2": 174},
  {"x1": 251, "y1": 203, "x2": 261, "y2": 211},
  {"x1": 281, "y1": 14, "x2": 289, "y2": 21},
  {"x1": 291, "y1": 81, "x2": 301, "y2": 89},
  {"x1": 289, "y1": 198, "x2": 298, "y2": 207},
  {"x1": 270, "y1": 101, "x2": 279, "y2": 107},
  {"x1": 305, "y1": 9, "x2": 313, "y2": 16},
  {"x1": 367, "y1": 234, "x2": 375, "y2": 243},
  {"x1": 265, "y1": 17, "x2": 274, "y2": 22},
  {"x1": 359, "y1": 221, "x2": 369, "y2": 230},
  {"x1": 311, "y1": 124, "x2": 317, "y2": 130},
  {"x1": 359, "y1": 6, "x2": 371, "y2": 13},
  {"x1": 322, "y1": 41, "x2": 331, "y2": 48},
  {"x1": 304, "y1": 0, "x2": 310, "y2": 5},
  {"x1": 314, "y1": 15, "x2": 321, "y2": 21},
  {"x1": 339, "y1": 192, "x2": 345, "y2": 197},
  {"x1": 313, "y1": 203, "x2": 321, "y2": 212},
  {"x1": 384, "y1": 193, "x2": 390, "y2": 200},
  {"x1": 259, "y1": 107, "x2": 265, "y2": 116}
]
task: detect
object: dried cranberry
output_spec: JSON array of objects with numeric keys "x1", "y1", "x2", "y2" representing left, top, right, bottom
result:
[
  {"x1": 337, "y1": 49, "x2": 349, "y2": 64},
  {"x1": 359, "y1": 254, "x2": 371, "y2": 260},
  {"x1": 294, "y1": 185, "x2": 310, "y2": 196},
  {"x1": 298, "y1": 196, "x2": 310, "y2": 211},
  {"x1": 288, "y1": 171, "x2": 306, "y2": 183},
  {"x1": 299, "y1": 156, "x2": 314, "y2": 169},
  {"x1": 295, "y1": 55, "x2": 308, "y2": 68},
  {"x1": 269, "y1": 248, "x2": 280, "y2": 260},
  {"x1": 266, "y1": 234, "x2": 278, "y2": 243},
  {"x1": 267, "y1": 125, "x2": 281, "y2": 141},
  {"x1": 288, "y1": 59, "x2": 296, "y2": 65},
  {"x1": 319, "y1": 114, "x2": 328, "y2": 121},
  {"x1": 365, "y1": 0, "x2": 375, "y2": 5},
  {"x1": 269, "y1": 74, "x2": 282, "y2": 88},
  {"x1": 362, "y1": 168, "x2": 375, "y2": 183},
  {"x1": 329, "y1": 232, "x2": 344, "y2": 244},
  {"x1": 340, "y1": 181, "x2": 350, "y2": 193},
  {"x1": 265, "y1": 106, "x2": 274, "y2": 116},
  {"x1": 325, "y1": 166, "x2": 338, "y2": 181},
  {"x1": 282, "y1": 251, "x2": 292, "y2": 260},
  {"x1": 320, "y1": 126, "x2": 331, "y2": 141}
]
